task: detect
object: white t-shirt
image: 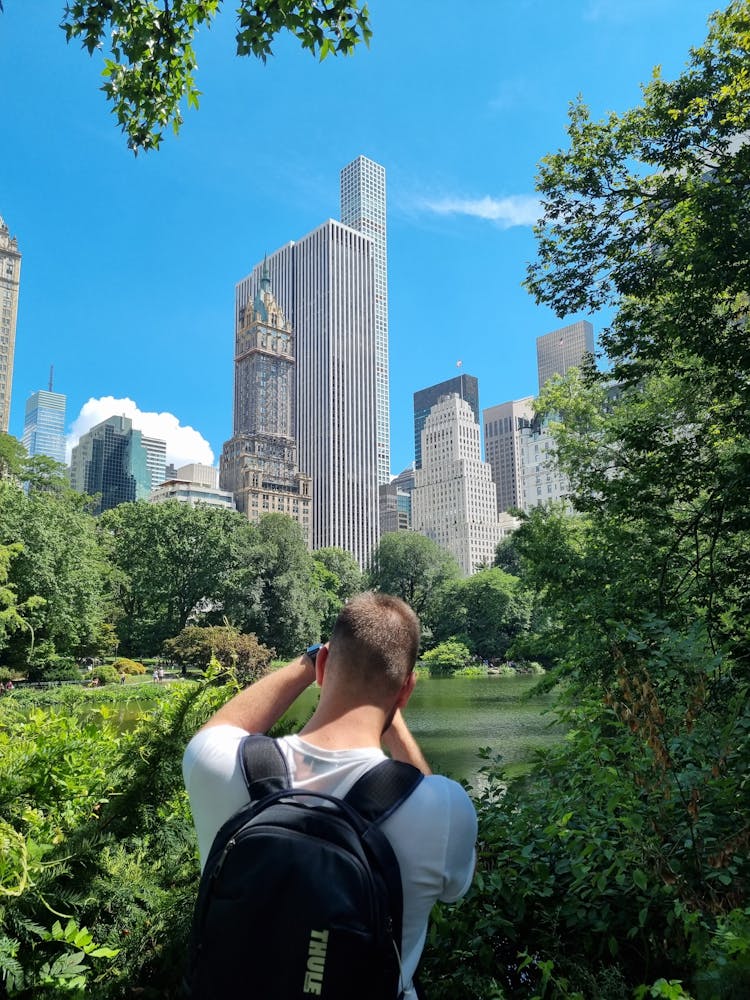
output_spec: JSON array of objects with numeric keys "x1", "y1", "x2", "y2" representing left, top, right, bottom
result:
[{"x1": 183, "y1": 725, "x2": 477, "y2": 1000}]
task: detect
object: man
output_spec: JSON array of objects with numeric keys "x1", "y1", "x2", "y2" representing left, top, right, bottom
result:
[{"x1": 183, "y1": 592, "x2": 477, "y2": 999}]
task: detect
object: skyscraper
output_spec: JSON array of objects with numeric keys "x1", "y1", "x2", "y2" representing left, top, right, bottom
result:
[
  {"x1": 141, "y1": 435, "x2": 168, "y2": 491},
  {"x1": 221, "y1": 266, "x2": 312, "y2": 542},
  {"x1": 536, "y1": 320, "x2": 595, "y2": 391},
  {"x1": 340, "y1": 156, "x2": 390, "y2": 484},
  {"x1": 22, "y1": 387, "x2": 67, "y2": 465},
  {"x1": 412, "y1": 393, "x2": 513, "y2": 575},
  {"x1": 69, "y1": 415, "x2": 150, "y2": 514},
  {"x1": 413, "y1": 374, "x2": 479, "y2": 470},
  {"x1": 483, "y1": 396, "x2": 535, "y2": 513},
  {"x1": 519, "y1": 415, "x2": 571, "y2": 512},
  {"x1": 0, "y1": 215, "x2": 21, "y2": 434},
  {"x1": 236, "y1": 219, "x2": 378, "y2": 566}
]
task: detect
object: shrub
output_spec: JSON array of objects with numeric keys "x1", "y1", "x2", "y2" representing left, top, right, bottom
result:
[
  {"x1": 112, "y1": 657, "x2": 146, "y2": 675},
  {"x1": 420, "y1": 639, "x2": 471, "y2": 677},
  {"x1": 0, "y1": 666, "x2": 14, "y2": 684},
  {"x1": 26, "y1": 648, "x2": 82, "y2": 683},
  {"x1": 91, "y1": 664, "x2": 120, "y2": 686},
  {"x1": 164, "y1": 625, "x2": 273, "y2": 686}
]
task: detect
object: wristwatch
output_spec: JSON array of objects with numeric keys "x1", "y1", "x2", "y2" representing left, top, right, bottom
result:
[{"x1": 304, "y1": 643, "x2": 323, "y2": 667}]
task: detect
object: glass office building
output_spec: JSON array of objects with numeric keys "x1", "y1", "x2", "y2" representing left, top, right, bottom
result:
[
  {"x1": 69, "y1": 415, "x2": 150, "y2": 513},
  {"x1": 22, "y1": 389, "x2": 66, "y2": 464}
]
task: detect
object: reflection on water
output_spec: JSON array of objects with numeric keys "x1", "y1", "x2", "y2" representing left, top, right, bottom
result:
[
  {"x1": 283, "y1": 674, "x2": 561, "y2": 786},
  {"x1": 111, "y1": 675, "x2": 561, "y2": 786},
  {"x1": 406, "y1": 675, "x2": 560, "y2": 785}
]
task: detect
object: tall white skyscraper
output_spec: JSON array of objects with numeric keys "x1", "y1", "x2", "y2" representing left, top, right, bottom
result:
[
  {"x1": 412, "y1": 394, "x2": 514, "y2": 575},
  {"x1": 0, "y1": 215, "x2": 21, "y2": 434},
  {"x1": 340, "y1": 156, "x2": 390, "y2": 484},
  {"x1": 236, "y1": 219, "x2": 378, "y2": 566}
]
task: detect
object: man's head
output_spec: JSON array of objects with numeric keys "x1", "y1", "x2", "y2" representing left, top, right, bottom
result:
[{"x1": 324, "y1": 592, "x2": 420, "y2": 702}]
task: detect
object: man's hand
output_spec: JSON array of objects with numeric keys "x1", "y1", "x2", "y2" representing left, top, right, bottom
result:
[
  {"x1": 200, "y1": 653, "x2": 318, "y2": 734},
  {"x1": 382, "y1": 709, "x2": 432, "y2": 775}
]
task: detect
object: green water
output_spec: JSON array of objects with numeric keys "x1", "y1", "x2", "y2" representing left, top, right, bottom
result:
[{"x1": 282, "y1": 674, "x2": 560, "y2": 785}]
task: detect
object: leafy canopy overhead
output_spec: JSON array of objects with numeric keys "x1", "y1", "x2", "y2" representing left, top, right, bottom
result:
[{"x1": 60, "y1": 0, "x2": 372, "y2": 151}]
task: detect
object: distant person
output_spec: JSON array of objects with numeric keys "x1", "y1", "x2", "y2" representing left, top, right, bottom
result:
[{"x1": 183, "y1": 592, "x2": 477, "y2": 999}]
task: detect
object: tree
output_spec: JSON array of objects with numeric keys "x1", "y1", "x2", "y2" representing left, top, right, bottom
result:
[
  {"x1": 0, "y1": 481, "x2": 109, "y2": 667},
  {"x1": 100, "y1": 500, "x2": 242, "y2": 654},
  {"x1": 368, "y1": 532, "x2": 460, "y2": 622},
  {"x1": 312, "y1": 546, "x2": 364, "y2": 635},
  {"x1": 493, "y1": 534, "x2": 523, "y2": 578},
  {"x1": 59, "y1": 0, "x2": 372, "y2": 152},
  {"x1": 431, "y1": 568, "x2": 532, "y2": 661},
  {"x1": 164, "y1": 624, "x2": 272, "y2": 685},
  {"x1": 225, "y1": 513, "x2": 321, "y2": 657},
  {"x1": 0, "y1": 432, "x2": 26, "y2": 480}
]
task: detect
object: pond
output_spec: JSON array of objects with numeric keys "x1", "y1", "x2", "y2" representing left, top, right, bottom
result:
[
  {"x1": 69, "y1": 674, "x2": 561, "y2": 786},
  {"x1": 282, "y1": 674, "x2": 561, "y2": 785}
]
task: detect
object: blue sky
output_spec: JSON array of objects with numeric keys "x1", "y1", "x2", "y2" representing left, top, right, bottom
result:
[{"x1": 1, "y1": 0, "x2": 721, "y2": 473}]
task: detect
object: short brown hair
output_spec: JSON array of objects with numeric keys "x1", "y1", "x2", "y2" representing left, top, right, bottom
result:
[{"x1": 327, "y1": 592, "x2": 420, "y2": 695}]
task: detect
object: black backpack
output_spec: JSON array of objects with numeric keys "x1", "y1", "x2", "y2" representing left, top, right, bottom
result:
[{"x1": 186, "y1": 734, "x2": 423, "y2": 1000}]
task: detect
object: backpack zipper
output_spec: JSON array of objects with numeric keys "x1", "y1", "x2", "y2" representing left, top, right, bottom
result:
[{"x1": 212, "y1": 837, "x2": 236, "y2": 880}]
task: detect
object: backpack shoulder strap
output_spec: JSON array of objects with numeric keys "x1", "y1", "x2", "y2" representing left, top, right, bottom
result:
[
  {"x1": 239, "y1": 733, "x2": 291, "y2": 802},
  {"x1": 344, "y1": 758, "x2": 423, "y2": 825}
]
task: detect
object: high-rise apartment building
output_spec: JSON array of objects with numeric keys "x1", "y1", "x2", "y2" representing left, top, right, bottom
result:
[
  {"x1": 141, "y1": 435, "x2": 167, "y2": 491},
  {"x1": 412, "y1": 393, "x2": 513, "y2": 575},
  {"x1": 536, "y1": 320, "x2": 595, "y2": 391},
  {"x1": 22, "y1": 388, "x2": 66, "y2": 465},
  {"x1": 483, "y1": 396, "x2": 535, "y2": 513},
  {"x1": 413, "y1": 374, "x2": 479, "y2": 470},
  {"x1": 70, "y1": 415, "x2": 150, "y2": 514},
  {"x1": 0, "y1": 216, "x2": 21, "y2": 433},
  {"x1": 222, "y1": 266, "x2": 312, "y2": 543},
  {"x1": 340, "y1": 156, "x2": 390, "y2": 484},
  {"x1": 519, "y1": 415, "x2": 571, "y2": 512},
  {"x1": 236, "y1": 219, "x2": 378, "y2": 566}
]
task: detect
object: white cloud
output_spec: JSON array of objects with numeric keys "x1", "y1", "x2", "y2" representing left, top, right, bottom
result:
[
  {"x1": 421, "y1": 194, "x2": 540, "y2": 228},
  {"x1": 66, "y1": 397, "x2": 215, "y2": 468}
]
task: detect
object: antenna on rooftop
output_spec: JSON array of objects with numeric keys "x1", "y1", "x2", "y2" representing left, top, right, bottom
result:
[{"x1": 49, "y1": 365, "x2": 54, "y2": 392}]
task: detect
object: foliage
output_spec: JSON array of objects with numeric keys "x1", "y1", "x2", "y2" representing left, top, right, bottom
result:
[
  {"x1": 368, "y1": 531, "x2": 460, "y2": 623},
  {"x1": 164, "y1": 624, "x2": 272, "y2": 685},
  {"x1": 440, "y1": 4, "x2": 750, "y2": 995},
  {"x1": 224, "y1": 513, "x2": 322, "y2": 657},
  {"x1": 0, "y1": 542, "x2": 37, "y2": 657},
  {"x1": 112, "y1": 656, "x2": 146, "y2": 675},
  {"x1": 0, "y1": 433, "x2": 26, "y2": 481},
  {"x1": 91, "y1": 664, "x2": 121, "y2": 686},
  {"x1": 493, "y1": 534, "x2": 523, "y2": 577},
  {"x1": 100, "y1": 500, "x2": 243, "y2": 655},
  {"x1": 0, "y1": 482, "x2": 109, "y2": 668},
  {"x1": 60, "y1": 0, "x2": 372, "y2": 151},
  {"x1": 312, "y1": 546, "x2": 364, "y2": 635},
  {"x1": 422, "y1": 670, "x2": 750, "y2": 998},
  {"x1": 431, "y1": 568, "x2": 533, "y2": 661},
  {"x1": 419, "y1": 639, "x2": 471, "y2": 677},
  {"x1": 0, "y1": 672, "x2": 308, "y2": 997}
]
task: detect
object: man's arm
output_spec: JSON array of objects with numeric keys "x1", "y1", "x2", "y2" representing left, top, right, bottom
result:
[
  {"x1": 200, "y1": 654, "x2": 316, "y2": 734},
  {"x1": 382, "y1": 709, "x2": 432, "y2": 775}
]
